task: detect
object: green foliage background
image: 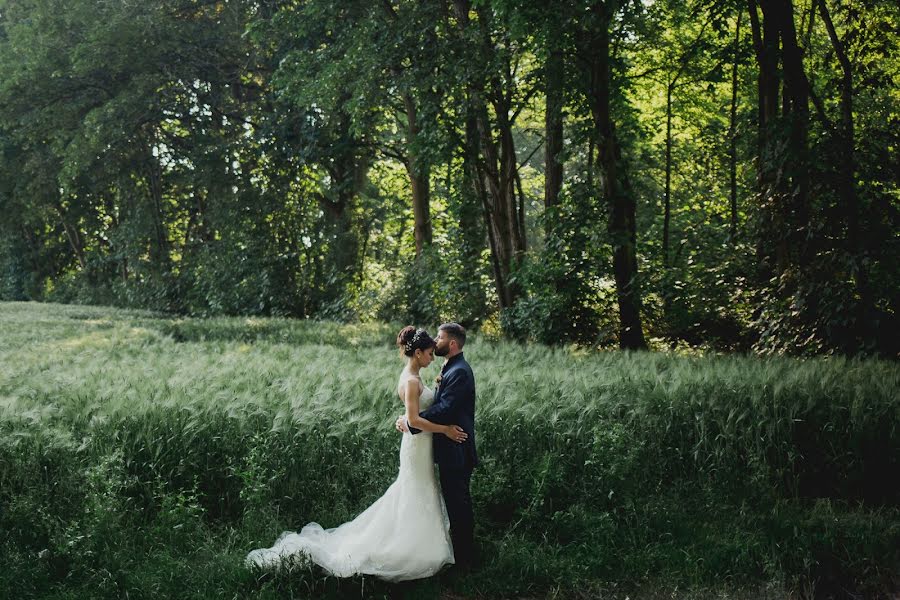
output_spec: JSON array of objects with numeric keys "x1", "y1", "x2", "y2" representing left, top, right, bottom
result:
[
  {"x1": 0, "y1": 0, "x2": 898, "y2": 593},
  {"x1": 1, "y1": 302, "x2": 897, "y2": 598},
  {"x1": 0, "y1": 0, "x2": 896, "y2": 356}
]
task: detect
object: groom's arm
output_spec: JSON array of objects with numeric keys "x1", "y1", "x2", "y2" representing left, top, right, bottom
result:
[{"x1": 410, "y1": 370, "x2": 469, "y2": 435}]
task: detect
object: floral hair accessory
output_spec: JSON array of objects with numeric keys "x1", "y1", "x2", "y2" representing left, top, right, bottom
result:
[{"x1": 404, "y1": 328, "x2": 426, "y2": 354}]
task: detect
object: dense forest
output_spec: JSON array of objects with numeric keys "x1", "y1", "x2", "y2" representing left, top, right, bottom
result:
[{"x1": 0, "y1": 0, "x2": 897, "y2": 355}]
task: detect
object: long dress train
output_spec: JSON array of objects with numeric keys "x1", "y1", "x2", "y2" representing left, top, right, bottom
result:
[{"x1": 245, "y1": 382, "x2": 454, "y2": 581}]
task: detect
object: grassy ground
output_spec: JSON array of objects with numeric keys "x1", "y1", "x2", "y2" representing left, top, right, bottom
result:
[{"x1": 1, "y1": 301, "x2": 897, "y2": 599}]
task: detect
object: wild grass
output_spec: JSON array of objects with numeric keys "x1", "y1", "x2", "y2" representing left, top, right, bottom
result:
[{"x1": 0, "y1": 301, "x2": 897, "y2": 599}]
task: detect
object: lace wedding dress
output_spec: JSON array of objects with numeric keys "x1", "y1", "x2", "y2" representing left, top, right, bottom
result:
[{"x1": 245, "y1": 378, "x2": 454, "y2": 581}]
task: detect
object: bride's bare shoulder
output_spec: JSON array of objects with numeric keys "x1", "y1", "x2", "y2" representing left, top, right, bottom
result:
[{"x1": 397, "y1": 372, "x2": 423, "y2": 397}]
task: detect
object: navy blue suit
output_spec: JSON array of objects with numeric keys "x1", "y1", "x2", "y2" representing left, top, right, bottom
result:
[{"x1": 408, "y1": 352, "x2": 477, "y2": 566}]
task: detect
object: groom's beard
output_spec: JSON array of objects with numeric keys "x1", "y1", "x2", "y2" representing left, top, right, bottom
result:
[{"x1": 434, "y1": 344, "x2": 449, "y2": 357}]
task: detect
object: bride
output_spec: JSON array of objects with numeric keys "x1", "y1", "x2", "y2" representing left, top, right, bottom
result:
[{"x1": 245, "y1": 326, "x2": 468, "y2": 581}]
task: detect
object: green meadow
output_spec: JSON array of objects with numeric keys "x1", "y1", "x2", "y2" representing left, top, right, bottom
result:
[{"x1": 1, "y1": 301, "x2": 897, "y2": 599}]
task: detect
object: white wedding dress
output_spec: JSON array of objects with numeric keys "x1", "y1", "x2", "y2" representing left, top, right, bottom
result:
[{"x1": 245, "y1": 378, "x2": 454, "y2": 581}]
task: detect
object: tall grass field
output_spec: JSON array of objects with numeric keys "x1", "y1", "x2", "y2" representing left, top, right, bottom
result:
[{"x1": 1, "y1": 301, "x2": 898, "y2": 599}]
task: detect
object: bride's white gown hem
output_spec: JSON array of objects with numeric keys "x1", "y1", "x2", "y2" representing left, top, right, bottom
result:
[{"x1": 245, "y1": 381, "x2": 454, "y2": 582}]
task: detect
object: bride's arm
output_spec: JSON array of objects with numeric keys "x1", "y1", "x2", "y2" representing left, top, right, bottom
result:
[{"x1": 403, "y1": 380, "x2": 467, "y2": 441}]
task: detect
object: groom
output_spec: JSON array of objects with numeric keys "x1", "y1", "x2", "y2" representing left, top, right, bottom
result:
[{"x1": 396, "y1": 322, "x2": 477, "y2": 569}]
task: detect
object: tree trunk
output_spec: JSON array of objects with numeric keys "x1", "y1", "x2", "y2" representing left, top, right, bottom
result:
[
  {"x1": 455, "y1": 117, "x2": 489, "y2": 326},
  {"x1": 196, "y1": 178, "x2": 213, "y2": 243},
  {"x1": 380, "y1": 2, "x2": 434, "y2": 257},
  {"x1": 496, "y1": 97, "x2": 526, "y2": 262},
  {"x1": 319, "y1": 168, "x2": 362, "y2": 286},
  {"x1": 818, "y1": 0, "x2": 871, "y2": 341},
  {"x1": 587, "y1": 0, "x2": 647, "y2": 350},
  {"x1": 144, "y1": 152, "x2": 171, "y2": 270},
  {"x1": 729, "y1": 11, "x2": 742, "y2": 243},
  {"x1": 315, "y1": 107, "x2": 369, "y2": 305},
  {"x1": 544, "y1": 37, "x2": 564, "y2": 219},
  {"x1": 56, "y1": 203, "x2": 87, "y2": 270},
  {"x1": 748, "y1": 0, "x2": 787, "y2": 276},
  {"x1": 772, "y1": 0, "x2": 810, "y2": 266},
  {"x1": 748, "y1": 0, "x2": 779, "y2": 162},
  {"x1": 587, "y1": 135, "x2": 594, "y2": 190},
  {"x1": 402, "y1": 91, "x2": 433, "y2": 256},
  {"x1": 818, "y1": 0, "x2": 857, "y2": 251},
  {"x1": 664, "y1": 83, "x2": 672, "y2": 269},
  {"x1": 116, "y1": 175, "x2": 132, "y2": 282},
  {"x1": 465, "y1": 106, "x2": 508, "y2": 309},
  {"x1": 20, "y1": 225, "x2": 42, "y2": 277},
  {"x1": 451, "y1": 0, "x2": 524, "y2": 311}
]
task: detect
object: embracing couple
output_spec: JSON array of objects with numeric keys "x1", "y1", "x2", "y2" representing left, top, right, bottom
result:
[{"x1": 246, "y1": 323, "x2": 477, "y2": 581}]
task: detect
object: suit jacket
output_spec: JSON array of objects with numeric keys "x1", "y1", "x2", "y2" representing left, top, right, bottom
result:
[{"x1": 409, "y1": 352, "x2": 478, "y2": 469}]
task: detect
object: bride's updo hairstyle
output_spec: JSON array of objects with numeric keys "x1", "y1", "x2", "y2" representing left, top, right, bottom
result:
[{"x1": 396, "y1": 326, "x2": 436, "y2": 358}]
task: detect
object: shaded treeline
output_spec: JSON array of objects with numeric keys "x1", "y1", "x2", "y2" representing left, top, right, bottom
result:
[{"x1": 0, "y1": 0, "x2": 896, "y2": 355}]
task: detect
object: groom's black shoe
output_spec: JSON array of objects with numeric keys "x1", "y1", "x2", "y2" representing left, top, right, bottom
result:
[
  {"x1": 454, "y1": 559, "x2": 473, "y2": 574},
  {"x1": 452, "y1": 533, "x2": 476, "y2": 570},
  {"x1": 451, "y1": 545, "x2": 475, "y2": 573},
  {"x1": 454, "y1": 548, "x2": 471, "y2": 565},
  {"x1": 443, "y1": 560, "x2": 471, "y2": 584}
]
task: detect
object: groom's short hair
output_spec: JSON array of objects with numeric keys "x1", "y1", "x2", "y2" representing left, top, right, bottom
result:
[{"x1": 439, "y1": 322, "x2": 466, "y2": 349}]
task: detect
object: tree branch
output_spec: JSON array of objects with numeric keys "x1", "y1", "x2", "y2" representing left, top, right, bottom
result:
[
  {"x1": 517, "y1": 138, "x2": 545, "y2": 172},
  {"x1": 509, "y1": 83, "x2": 540, "y2": 125}
]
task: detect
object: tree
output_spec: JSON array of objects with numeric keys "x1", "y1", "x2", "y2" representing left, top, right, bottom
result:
[
  {"x1": 450, "y1": 0, "x2": 531, "y2": 312},
  {"x1": 747, "y1": 0, "x2": 811, "y2": 277},
  {"x1": 576, "y1": 0, "x2": 648, "y2": 350}
]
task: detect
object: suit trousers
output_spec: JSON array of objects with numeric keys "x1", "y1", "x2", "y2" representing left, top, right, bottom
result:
[{"x1": 439, "y1": 462, "x2": 475, "y2": 567}]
